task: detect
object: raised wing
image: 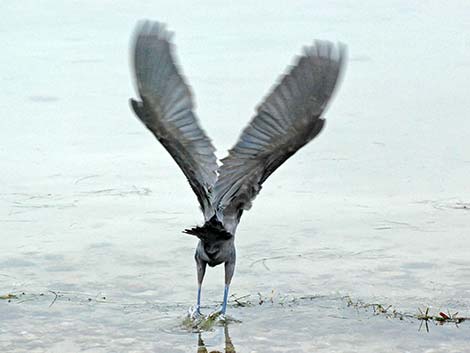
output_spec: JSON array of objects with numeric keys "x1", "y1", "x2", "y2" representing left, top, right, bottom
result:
[
  {"x1": 130, "y1": 21, "x2": 218, "y2": 220},
  {"x1": 213, "y1": 41, "x2": 346, "y2": 234}
]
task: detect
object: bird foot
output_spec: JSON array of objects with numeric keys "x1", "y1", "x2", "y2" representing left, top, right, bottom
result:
[
  {"x1": 188, "y1": 305, "x2": 204, "y2": 320},
  {"x1": 208, "y1": 307, "x2": 226, "y2": 321}
]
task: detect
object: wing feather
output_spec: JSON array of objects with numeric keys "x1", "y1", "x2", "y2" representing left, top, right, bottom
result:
[
  {"x1": 213, "y1": 41, "x2": 346, "y2": 234},
  {"x1": 130, "y1": 21, "x2": 218, "y2": 220}
]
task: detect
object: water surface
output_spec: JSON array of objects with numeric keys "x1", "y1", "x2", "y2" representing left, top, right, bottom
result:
[{"x1": 1, "y1": 1, "x2": 470, "y2": 352}]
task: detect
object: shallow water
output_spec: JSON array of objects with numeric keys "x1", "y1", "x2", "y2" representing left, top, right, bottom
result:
[{"x1": 1, "y1": 0, "x2": 470, "y2": 352}]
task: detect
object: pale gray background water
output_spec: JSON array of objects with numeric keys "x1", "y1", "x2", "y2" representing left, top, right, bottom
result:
[{"x1": 1, "y1": 1, "x2": 470, "y2": 352}]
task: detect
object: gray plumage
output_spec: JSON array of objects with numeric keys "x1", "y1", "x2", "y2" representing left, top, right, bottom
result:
[
  {"x1": 130, "y1": 21, "x2": 218, "y2": 222},
  {"x1": 214, "y1": 41, "x2": 346, "y2": 234},
  {"x1": 129, "y1": 20, "x2": 346, "y2": 316}
]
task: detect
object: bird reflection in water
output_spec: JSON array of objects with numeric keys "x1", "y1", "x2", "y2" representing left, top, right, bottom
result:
[{"x1": 197, "y1": 324, "x2": 235, "y2": 353}]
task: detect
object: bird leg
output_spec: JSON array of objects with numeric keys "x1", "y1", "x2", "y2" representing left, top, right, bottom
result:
[
  {"x1": 221, "y1": 259, "x2": 236, "y2": 315},
  {"x1": 191, "y1": 257, "x2": 206, "y2": 318}
]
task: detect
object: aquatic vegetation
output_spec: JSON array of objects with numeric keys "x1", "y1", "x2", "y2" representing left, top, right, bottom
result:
[
  {"x1": 230, "y1": 290, "x2": 313, "y2": 308},
  {"x1": 416, "y1": 307, "x2": 467, "y2": 332},
  {"x1": 0, "y1": 290, "x2": 107, "y2": 306},
  {"x1": 3, "y1": 289, "x2": 468, "y2": 333},
  {"x1": 345, "y1": 296, "x2": 468, "y2": 330},
  {"x1": 183, "y1": 310, "x2": 241, "y2": 332}
]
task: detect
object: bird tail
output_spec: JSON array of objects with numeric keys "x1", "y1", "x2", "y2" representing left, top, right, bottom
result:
[{"x1": 183, "y1": 216, "x2": 232, "y2": 241}]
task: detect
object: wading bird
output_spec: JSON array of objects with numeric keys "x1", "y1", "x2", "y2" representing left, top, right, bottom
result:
[{"x1": 130, "y1": 21, "x2": 346, "y2": 318}]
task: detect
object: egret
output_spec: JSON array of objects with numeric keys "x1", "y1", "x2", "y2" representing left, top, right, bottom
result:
[{"x1": 129, "y1": 20, "x2": 346, "y2": 318}]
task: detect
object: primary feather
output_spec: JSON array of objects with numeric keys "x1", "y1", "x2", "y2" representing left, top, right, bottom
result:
[
  {"x1": 130, "y1": 21, "x2": 218, "y2": 221},
  {"x1": 212, "y1": 41, "x2": 347, "y2": 234}
]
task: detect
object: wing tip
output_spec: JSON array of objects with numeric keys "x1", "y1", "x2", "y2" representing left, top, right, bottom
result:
[
  {"x1": 302, "y1": 39, "x2": 348, "y2": 101},
  {"x1": 131, "y1": 19, "x2": 174, "y2": 82},
  {"x1": 303, "y1": 40, "x2": 348, "y2": 65},
  {"x1": 133, "y1": 19, "x2": 173, "y2": 43}
]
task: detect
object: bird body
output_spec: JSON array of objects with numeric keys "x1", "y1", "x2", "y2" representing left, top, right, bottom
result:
[
  {"x1": 196, "y1": 236, "x2": 235, "y2": 269},
  {"x1": 130, "y1": 20, "x2": 346, "y2": 317}
]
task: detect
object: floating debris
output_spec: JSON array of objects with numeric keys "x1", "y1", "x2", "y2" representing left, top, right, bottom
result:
[{"x1": 0, "y1": 293, "x2": 18, "y2": 301}]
